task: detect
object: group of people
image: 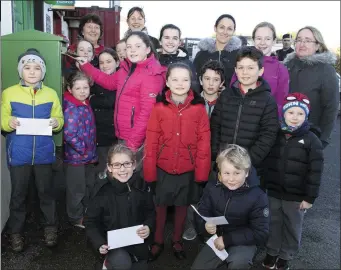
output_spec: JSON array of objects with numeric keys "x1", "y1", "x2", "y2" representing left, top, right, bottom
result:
[{"x1": 1, "y1": 6, "x2": 339, "y2": 270}]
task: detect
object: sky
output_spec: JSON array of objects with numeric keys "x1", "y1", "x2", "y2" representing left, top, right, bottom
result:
[{"x1": 75, "y1": 1, "x2": 340, "y2": 49}]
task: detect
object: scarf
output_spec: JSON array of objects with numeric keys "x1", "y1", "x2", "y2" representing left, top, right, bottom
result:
[{"x1": 280, "y1": 118, "x2": 310, "y2": 137}]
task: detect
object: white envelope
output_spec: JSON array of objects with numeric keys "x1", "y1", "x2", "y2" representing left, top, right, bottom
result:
[
  {"x1": 206, "y1": 234, "x2": 229, "y2": 261},
  {"x1": 191, "y1": 205, "x2": 229, "y2": 225},
  {"x1": 16, "y1": 118, "x2": 52, "y2": 136},
  {"x1": 107, "y1": 225, "x2": 144, "y2": 250}
]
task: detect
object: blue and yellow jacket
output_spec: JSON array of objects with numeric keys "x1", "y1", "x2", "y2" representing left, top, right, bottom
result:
[{"x1": 1, "y1": 82, "x2": 64, "y2": 166}]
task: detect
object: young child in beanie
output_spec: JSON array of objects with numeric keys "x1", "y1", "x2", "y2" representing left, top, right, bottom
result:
[
  {"x1": 1, "y1": 48, "x2": 63, "y2": 252},
  {"x1": 262, "y1": 92, "x2": 324, "y2": 270}
]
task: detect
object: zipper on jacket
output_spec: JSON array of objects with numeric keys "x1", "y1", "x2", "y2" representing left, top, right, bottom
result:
[
  {"x1": 232, "y1": 96, "x2": 245, "y2": 144},
  {"x1": 31, "y1": 90, "x2": 36, "y2": 165},
  {"x1": 218, "y1": 196, "x2": 231, "y2": 237},
  {"x1": 223, "y1": 197, "x2": 231, "y2": 216},
  {"x1": 157, "y1": 144, "x2": 165, "y2": 160},
  {"x1": 130, "y1": 106, "x2": 135, "y2": 128},
  {"x1": 218, "y1": 51, "x2": 221, "y2": 62},
  {"x1": 188, "y1": 145, "x2": 194, "y2": 165},
  {"x1": 280, "y1": 137, "x2": 291, "y2": 197}
]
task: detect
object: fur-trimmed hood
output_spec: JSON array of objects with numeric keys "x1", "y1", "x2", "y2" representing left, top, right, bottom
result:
[
  {"x1": 283, "y1": 51, "x2": 337, "y2": 66},
  {"x1": 156, "y1": 89, "x2": 205, "y2": 105},
  {"x1": 198, "y1": 36, "x2": 242, "y2": 53}
]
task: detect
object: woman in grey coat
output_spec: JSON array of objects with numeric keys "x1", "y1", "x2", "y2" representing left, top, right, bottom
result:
[{"x1": 284, "y1": 26, "x2": 339, "y2": 148}]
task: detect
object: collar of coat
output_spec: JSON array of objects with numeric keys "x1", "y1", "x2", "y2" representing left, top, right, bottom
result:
[
  {"x1": 156, "y1": 89, "x2": 205, "y2": 106},
  {"x1": 283, "y1": 51, "x2": 337, "y2": 66},
  {"x1": 197, "y1": 36, "x2": 242, "y2": 53},
  {"x1": 64, "y1": 91, "x2": 90, "y2": 107},
  {"x1": 120, "y1": 54, "x2": 166, "y2": 76}
]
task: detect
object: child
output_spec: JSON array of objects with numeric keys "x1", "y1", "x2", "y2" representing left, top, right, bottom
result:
[
  {"x1": 182, "y1": 60, "x2": 225, "y2": 242},
  {"x1": 144, "y1": 62, "x2": 211, "y2": 260},
  {"x1": 84, "y1": 144, "x2": 155, "y2": 270},
  {"x1": 1, "y1": 48, "x2": 64, "y2": 251},
  {"x1": 210, "y1": 46, "x2": 278, "y2": 173},
  {"x1": 262, "y1": 93, "x2": 324, "y2": 270},
  {"x1": 115, "y1": 39, "x2": 127, "y2": 63},
  {"x1": 191, "y1": 144, "x2": 269, "y2": 270},
  {"x1": 63, "y1": 71, "x2": 98, "y2": 228},
  {"x1": 199, "y1": 60, "x2": 225, "y2": 117}
]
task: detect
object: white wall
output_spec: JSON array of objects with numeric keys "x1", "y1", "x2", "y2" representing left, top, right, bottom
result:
[
  {"x1": 43, "y1": 2, "x2": 53, "y2": 34},
  {"x1": 0, "y1": 0, "x2": 13, "y2": 232}
]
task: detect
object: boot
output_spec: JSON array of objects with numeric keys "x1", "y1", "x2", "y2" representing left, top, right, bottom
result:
[
  {"x1": 10, "y1": 233, "x2": 24, "y2": 252},
  {"x1": 44, "y1": 226, "x2": 58, "y2": 247}
]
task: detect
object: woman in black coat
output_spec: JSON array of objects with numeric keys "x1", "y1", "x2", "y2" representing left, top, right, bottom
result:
[
  {"x1": 193, "y1": 14, "x2": 242, "y2": 88},
  {"x1": 89, "y1": 48, "x2": 119, "y2": 172},
  {"x1": 283, "y1": 26, "x2": 339, "y2": 148}
]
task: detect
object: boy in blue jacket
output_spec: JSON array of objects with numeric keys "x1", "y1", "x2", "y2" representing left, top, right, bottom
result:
[{"x1": 192, "y1": 144, "x2": 269, "y2": 269}]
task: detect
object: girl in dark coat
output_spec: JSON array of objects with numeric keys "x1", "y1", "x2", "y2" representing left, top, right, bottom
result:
[
  {"x1": 193, "y1": 14, "x2": 242, "y2": 88},
  {"x1": 84, "y1": 144, "x2": 155, "y2": 270},
  {"x1": 90, "y1": 48, "x2": 119, "y2": 172}
]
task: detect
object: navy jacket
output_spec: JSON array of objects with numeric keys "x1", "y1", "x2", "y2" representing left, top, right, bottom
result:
[{"x1": 195, "y1": 167, "x2": 269, "y2": 247}]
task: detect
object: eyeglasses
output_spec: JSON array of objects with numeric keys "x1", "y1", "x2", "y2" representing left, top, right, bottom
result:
[
  {"x1": 294, "y1": 39, "x2": 318, "y2": 45},
  {"x1": 109, "y1": 162, "x2": 133, "y2": 169}
]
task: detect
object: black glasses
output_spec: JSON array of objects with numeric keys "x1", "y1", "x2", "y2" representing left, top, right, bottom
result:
[
  {"x1": 294, "y1": 39, "x2": 318, "y2": 45},
  {"x1": 109, "y1": 162, "x2": 133, "y2": 169}
]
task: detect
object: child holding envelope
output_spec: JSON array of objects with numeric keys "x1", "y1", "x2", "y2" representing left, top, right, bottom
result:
[
  {"x1": 84, "y1": 144, "x2": 155, "y2": 270},
  {"x1": 1, "y1": 48, "x2": 63, "y2": 252},
  {"x1": 191, "y1": 144, "x2": 269, "y2": 270}
]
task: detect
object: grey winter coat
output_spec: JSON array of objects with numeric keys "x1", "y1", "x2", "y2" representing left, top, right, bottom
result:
[{"x1": 284, "y1": 51, "x2": 338, "y2": 147}]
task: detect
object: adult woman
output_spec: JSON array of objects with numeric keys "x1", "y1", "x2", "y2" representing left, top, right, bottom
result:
[
  {"x1": 284, "y1": 26, "x2": 338, "y2": 148},
  {"x1": 90, "y1": 48, "x2": 119, "y2": 171},
  {"x1": 124, "y1": 7, "x2": 160, "y2": 51},
  {"x1": 77, "y1": 31, "x2": 166, "y2": 152},
  {"x1": 231, "y1": 22, "x2": 289, "y2": 113},
  {"x1": 193, "y1": 14, "x2": 242, "y2": 88},
  {"x1": 158, "y1": 24, "x2": 200, "y2": 93}
]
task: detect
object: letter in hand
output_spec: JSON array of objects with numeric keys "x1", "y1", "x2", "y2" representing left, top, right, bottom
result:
[
  {"x1": 99, "y1": 244, "x2": 109, "y2": 255},
  {"x1": 205, "y1": 222, "x2": 217, "y2": 235},
  {"x1": 9, "y1": 117, "x2": 20, "y2": 130},
  {"x1": 136, "y1": 225, "x2": 150, "y2": 239},
  {"x1": 214, "y1": 236, "x2": 225, "y2": 251},
  {"x1": 75, "y1": 56, "x2": 89, "y2": 66}
]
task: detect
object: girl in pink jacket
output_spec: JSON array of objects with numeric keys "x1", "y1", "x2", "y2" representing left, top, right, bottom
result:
[{"x1": 77, "y1": 32, "x2": 166, "y2": 152}]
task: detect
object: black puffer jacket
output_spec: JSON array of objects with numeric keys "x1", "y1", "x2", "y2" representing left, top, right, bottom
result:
[
  {"x1": 159, "y1": 48, "x2": 200, "y2": 93},
  {"x1": 284, "y1": 51, "x2": 339, "y2": 147},
  {"x1": 210, "y1": 78, "x2": 279, "y2": 168},
  {"x1": 264, "y1": 126, "x2": 324, "y2": 204},
  {"x1": 195, "y1": 172, "x2": 269, "y2": 247},
  {"x1": 84, "y1": 173, "x2": 155, "y2": 260},
  {"x1": 90, "y1": 83, "x2": 117, "y2": 147},
  {"x1": 193, "y1": 36, "x2": 242, "y2": 87}
]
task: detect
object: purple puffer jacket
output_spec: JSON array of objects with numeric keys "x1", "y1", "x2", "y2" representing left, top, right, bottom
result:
[
  {"x1": 231, "y1": 55, "x2": 289, "y2": 114},
  {"x1": 63, "y1": 91, "x2": 98, "y2": 165}
]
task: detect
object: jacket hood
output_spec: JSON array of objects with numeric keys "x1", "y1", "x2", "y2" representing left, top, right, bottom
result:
[
  {"x1": 283, "y1": 51, "x2": 337, "y2": 66},
  {"x1": 198, "y1": 36, "x2": 242, "y2": 53},
  {"x1": 159, "y1": 48, "x2": 189, "y2": 60},
  {"x1": 232, "y1": 77, "x2": 271, "y2": 95},
  {"x1": 156, "y1": 89, "x2": 205, "y2": 105},
  {"x1": 64, "y1": 91, "x2": 90, "y2": 107}
]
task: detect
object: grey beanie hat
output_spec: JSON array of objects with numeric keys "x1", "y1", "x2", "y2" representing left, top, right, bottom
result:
[{"x1": 17, "y1": 48, "x2": 46, "y2": 80}]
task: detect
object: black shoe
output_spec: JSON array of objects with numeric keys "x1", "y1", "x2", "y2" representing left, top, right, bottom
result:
[
  {"x1": 262, "y1": 253, "x2": 278, "y2": 269},
  {"x1": 172, "y1": 241, "x2": 186, "y2": 260},
  {"x1": 44, "y1": 226, "x2": 58, "y2": 247},
  {"x1": 276, "y1": 258, "x2": 289, "y2": 270},
  {"x1": 148, "y1": 243, "x2": 164, "y2": 262},
  {"x1": 10, "y1": 233, "x2": 24, "y2": 252}
]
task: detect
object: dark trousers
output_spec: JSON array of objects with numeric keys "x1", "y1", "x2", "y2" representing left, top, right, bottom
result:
[
  {"x1": 105, "y1": 248, "x2": 148, "y2": 270},
  {"x1": 65, "y1": 164, "x2": 96, "y2": 222},
  {"x1": 191, "y1": 244, "x2": 256, "y2": 269},
  {"x1": 7, "y1": 164, "x2": 57, "y2": 234}
]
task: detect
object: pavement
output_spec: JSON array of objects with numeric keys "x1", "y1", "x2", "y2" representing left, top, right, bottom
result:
[{"x1": 1, "y1": 118, "x2": 340, "y2": 270}]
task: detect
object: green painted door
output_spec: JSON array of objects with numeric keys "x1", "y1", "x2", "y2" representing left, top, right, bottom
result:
[{"x1": 12, "y1": 0, "x2": 34, "y2": 32}]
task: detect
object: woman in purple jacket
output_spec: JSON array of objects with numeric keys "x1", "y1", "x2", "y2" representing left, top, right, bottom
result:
[{"x1": 231, "y1": 22, "x2": 289, "y2": 114}]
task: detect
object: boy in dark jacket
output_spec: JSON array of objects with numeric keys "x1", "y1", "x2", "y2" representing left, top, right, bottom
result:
[
  {"x1": 191, "y1": 144, "x2": 269, "y2": 270},
  {"x1": 262, "y1": 93, "x2": 324, "y2": 270},
  {"x1": 210, "y1": 46, "x2": 278, "y2": 173}
]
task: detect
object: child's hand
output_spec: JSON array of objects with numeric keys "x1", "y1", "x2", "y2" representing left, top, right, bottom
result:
[
  {"x1": 9, "y1": 117, "x2": 20, "y2": 129},
  {"x1": 99, "y1": 244, "x2": 109, "y2": 254},
  {"x1": 299, "y1": 200, "x2": 312, "y2": 211},
  {"x1": 205, "y1": 222, "x2": 217, "y2": 235},
  {"x1": 214, "y1": 236, "x2": 225, "y2": 251},
  {"x1": 75, "y1": 56, "x2": 89, "y2": 66},
  {"x1": 136, "y1": 225, "x2": 150, "y2": 239},
  {"x1": 49, "y1": 118, "x2": 59, "y2": 128}
]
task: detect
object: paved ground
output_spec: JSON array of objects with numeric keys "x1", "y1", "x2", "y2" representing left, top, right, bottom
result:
[{"x1": 1, "y1": 118, "x2": 340, "y2": 270}]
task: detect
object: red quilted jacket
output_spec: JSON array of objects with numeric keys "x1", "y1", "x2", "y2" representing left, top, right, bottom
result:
[
  {"x1": 143, "y1": 90, "x2": 211, "y2": 182},
  {"x1": 81, "y1": 54, "x2": 166, "y2": 151}
]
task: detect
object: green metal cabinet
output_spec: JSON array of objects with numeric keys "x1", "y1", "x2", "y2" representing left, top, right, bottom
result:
[{"x1": 1, "y1": 30, "x2": 66, "y2": 146}]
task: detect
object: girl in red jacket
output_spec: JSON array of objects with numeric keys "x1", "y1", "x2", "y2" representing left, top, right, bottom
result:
[
  {"x1": 144, "y1": 62, "x2": 211, "y2": 261},
  {"x1": 76, "y1": 31, "x2": 166, "y2": 152}
]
